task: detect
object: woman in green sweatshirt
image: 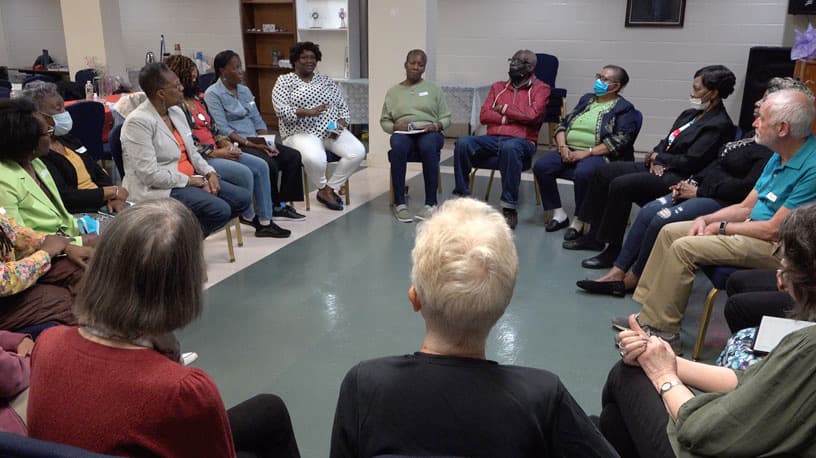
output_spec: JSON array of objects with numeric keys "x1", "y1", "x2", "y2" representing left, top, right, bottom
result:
[{"x1": 380, "y1": 49, "x2": 451, "y2": 223}]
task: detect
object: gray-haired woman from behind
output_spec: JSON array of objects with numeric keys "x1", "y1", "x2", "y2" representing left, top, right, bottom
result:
[{"x1": 25, "y1": 198, "x2": 300, "y2": 458}]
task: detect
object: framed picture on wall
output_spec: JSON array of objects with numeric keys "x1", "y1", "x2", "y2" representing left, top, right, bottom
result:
[{"x1": 625, "y1": 0, "x2": 686, "y2": 27}]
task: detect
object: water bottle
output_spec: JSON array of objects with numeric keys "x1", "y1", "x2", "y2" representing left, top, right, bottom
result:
[{"x1": 85, "y1": 80, "x2": 94, "y2": 100}]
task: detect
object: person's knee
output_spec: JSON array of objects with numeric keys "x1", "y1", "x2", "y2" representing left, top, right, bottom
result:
[
  {"x1": 574, "y1": 162, "x2": 599, "y2": 183},
  {"x1": 669, "y1": 235, "x2": 701, "y2": 262},
  {"x1": 454, "y1": 136, "x2": 476, "y2": 154},
  {"x1": 533, "y1": 154, "x2": 559, "y2": 177}
]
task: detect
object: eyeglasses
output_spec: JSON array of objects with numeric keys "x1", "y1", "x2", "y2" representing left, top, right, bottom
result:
[
  {"x1": 596, "y1": 73, "x2": 619, "y2": 84},
  {"x1": 41, "y1": 126, "x2": 55, "y2": 136},
  {"x1": 508, "y1": 58, "x2": 533, "y2": 66}
]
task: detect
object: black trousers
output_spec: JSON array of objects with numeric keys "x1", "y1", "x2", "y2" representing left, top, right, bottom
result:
[
  {"x1": 229, "y1": 394, "x2": 300, "y2": 458},
  {"x1": 723, "y1": 269, "x2": 793, "y2": 333},
  {"x1": 577, "y1": 162, "x2": 683, "y2": 247},
  {"x1": 599, "y1": 361, "x2": 675, "y2": 458},
  {"x1": 243, "y1": 144, "x2": 305, "y2": 204}
]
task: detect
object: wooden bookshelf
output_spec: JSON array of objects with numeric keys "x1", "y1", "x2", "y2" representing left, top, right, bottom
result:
[{"x1": 240, "y1": 0, "x2": 297, "y2": 128}]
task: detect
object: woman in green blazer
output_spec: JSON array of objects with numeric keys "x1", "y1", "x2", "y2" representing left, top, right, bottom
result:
[{"x1": 0, "y1": 98, "x2": 95, "y2": 251}]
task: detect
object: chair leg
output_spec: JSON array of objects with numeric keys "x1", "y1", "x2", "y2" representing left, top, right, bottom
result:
[
  {"x1": 389, "y1": 175, "x2": 395, "y2": 206},
  {"x1": 224, "y1": 223, "x2": 236, "y2": 263},
  {"x1": 233, "y1": 218, "x2": 243, "y2": 247},
  {"x1": 693, "y1": 288, "x2": 720, "y2": 361},
  {"x1": 303, "y1": 169, "x2": 310, "y2": 211},
  {"x1": 344, "y1": 180, "x2": 350, "y2": 205},
  {"x1": 469, "y1": 168, "x2": 477, "y2": 193},
  {"x1": 534, "y1": 175, "x2": 541, "y2": 206},
  {"x1": 484, "y1": 169, "x2": 496, "y2": 201}
]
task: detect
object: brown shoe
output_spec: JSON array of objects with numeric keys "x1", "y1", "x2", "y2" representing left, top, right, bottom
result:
[{"x1": 317, "y1": 187, "x2": 343, "y2": 210}]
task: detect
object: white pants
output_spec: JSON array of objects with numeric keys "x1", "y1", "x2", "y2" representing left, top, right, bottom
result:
[{"x1": 283, "y1": 130, "x2": 365, "y2": 192}]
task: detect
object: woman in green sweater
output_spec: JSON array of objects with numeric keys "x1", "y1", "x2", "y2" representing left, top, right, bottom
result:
[
  {"x1": 602, "y1": 204, "x2": 816, "y2": 457},
  {"x1": 380, "y1": 49, "x2": 451, "y2": 223}
]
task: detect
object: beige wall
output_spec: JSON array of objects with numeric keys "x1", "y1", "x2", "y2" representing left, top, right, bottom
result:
[
  {"x1": 436, "y1": 0, "x2": 795, "y2": 151},
  {"x1": 0, "y1": 0, "x2": 66, "y2": 69},
  {"x1": 60, "y1": 0, "x2": 126, "y2": 78},
  {"x1": 367, "y1": 1, "x2": 436, "y2": 165}
]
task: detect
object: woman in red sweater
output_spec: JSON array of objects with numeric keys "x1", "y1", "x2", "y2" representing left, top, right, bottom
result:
[{"x1": 26, "y1": 198, "x2": 300, "y2": 457}]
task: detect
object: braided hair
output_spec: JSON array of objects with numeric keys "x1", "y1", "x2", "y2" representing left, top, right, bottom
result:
[{"x1": 164, "y1": 54, "x2": 200, "y2": 99}]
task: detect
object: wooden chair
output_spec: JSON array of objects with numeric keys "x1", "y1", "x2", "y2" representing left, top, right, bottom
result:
[
  {"x1": 468, "y1": 154, "x2": 541, "y2": 206},
  {"x1": 692, "y1": 266, "x2": 742, "y2": 360}
]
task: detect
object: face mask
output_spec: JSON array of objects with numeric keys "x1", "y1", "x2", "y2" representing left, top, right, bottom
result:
[
  {"x1": 594, "y1": 79, "x2": 609, "y2": 96},
  {"x1": 51, "y1": 111, "x2": 73, "y2": 136},
  {"x1": 508, "y1": 68, "x2": 527, "y2": 81},
  {"x1": 689, "y1": 92, "x2": 711, "y2": 111}
]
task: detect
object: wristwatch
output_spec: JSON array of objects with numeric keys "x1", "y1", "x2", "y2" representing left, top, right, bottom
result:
[
  {"x1": 658, "y1": 380, "x2": 683, "y2": 395},
  {"x1": 719, "y1": 220, "x2": 728, "y2": 235}
]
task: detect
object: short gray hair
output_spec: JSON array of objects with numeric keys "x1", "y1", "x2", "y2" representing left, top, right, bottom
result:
[
  {"x1": 765, "y1": 88, "x2": 816, "y2": 139},
  {"x1": 766, "y1": 77, "x2": 814, "y2": 100},
  {"x1": 74, "y1": 198, "x2": 205, "y2": 340},
  {"x1": 20, "y1": 80, "x2": 59, "y2": 111},
  {"x1": 411, "y1": 198, "x2": 518, "y2": 351}
]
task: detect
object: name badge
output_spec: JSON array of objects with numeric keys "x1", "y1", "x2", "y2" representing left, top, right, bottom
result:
[
  {"x1": 767, "y1": 192, "x2": 778, "y2": 202},
  {"x1": 418, "y1": 91, "x2": 429, "y2": 96},
  {"x1": 197, "y1": 113, "x2": 206, "y2": 121},
  {"x1": 76, "y1": 146, "x2": 87, "y2": 154}
]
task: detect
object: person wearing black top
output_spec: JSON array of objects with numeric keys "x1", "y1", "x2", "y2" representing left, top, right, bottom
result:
[
  {"x1": 22, "y1": 81, "x2": 128, "y2": 214},
  {"x1": 564, "y1": 65, "x2": 736, "y2": 270},
  {"x1": 577, "y1": 137, "x2": 772, "y2": 297},
  {"x1": 330, "y1": 198, "x2": 617, "y2": 458}
]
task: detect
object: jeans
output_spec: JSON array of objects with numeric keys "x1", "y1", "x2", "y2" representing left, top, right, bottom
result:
[
  {"x1": 616, "y1": 194, "x2": 722, "y2": 275},
  {"x1": 389, "y1": 131, "x2": 444, "y2": 206},
  {"x1": 209, "y1": 153, "x2": 273, "y2": 221},
  {"x1": 170, "y1": 181, "x2": 251, "y2": 237},
  {"x1": 453, "y1": 135, "x2": 535, "y2": 209},
  {"x1": 533, "y1": 150, "x2": 607, "y2": 211}
]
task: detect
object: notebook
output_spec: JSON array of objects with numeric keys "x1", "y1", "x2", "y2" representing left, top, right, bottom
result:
[{"x1": 752, "y1": 316, "x2": 816, "y2": 355}]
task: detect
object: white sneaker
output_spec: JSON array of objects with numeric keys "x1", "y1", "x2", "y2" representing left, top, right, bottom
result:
[
  {"x1": 414, "y1": 205, "x2": 436, "y2": 221},
  {"x1": 393, "y1": 204, "x2": 413, "y2": 223},
  {"x1": 181, "y1": 352, "x2": 198, "y2": 366}
]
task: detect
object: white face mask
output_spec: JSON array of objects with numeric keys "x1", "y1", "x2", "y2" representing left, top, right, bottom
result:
[
  {"x1": 689, "y1": 91, "x2": 711, "y2": 111},
  {"x1": 51, "y1": 111, "x2": 73, "y2": 136}
]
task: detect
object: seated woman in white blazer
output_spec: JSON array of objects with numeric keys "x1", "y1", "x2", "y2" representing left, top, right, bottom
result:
[{"x1": 121, "y1": 63, "x2": 250, "y2": 237}]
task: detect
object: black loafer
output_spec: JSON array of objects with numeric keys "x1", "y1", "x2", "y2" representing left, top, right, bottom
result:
[
  {"x1": 255, "y1": 222, "x2": 291, "y2": 238},
  {"x1": 576, "y1": 280, "x2": 628, "y2": 297},
  {"x1": 581, "y1": 255, "x2": 614, "y2": 269},
  {"x1": 563, "y1": 227, "x2": 581, "y2": 241},
  {"x1": 545, "y1": 218, "x2": 569, "y2": 232},
  {"x1": 273, "y1": 205, "x2": 306, "y2": 221},
  {"x1": 317, "y1": 192, "x2": 343, "y2": 211},
  {"x1": 562, "y1": 237, "x2": 605, "y2": 251}
]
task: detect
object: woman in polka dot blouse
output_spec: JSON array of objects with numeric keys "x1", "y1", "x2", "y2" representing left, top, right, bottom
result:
[{"x1": 272, "y1": 42, "x2": 365, "y2": 211}]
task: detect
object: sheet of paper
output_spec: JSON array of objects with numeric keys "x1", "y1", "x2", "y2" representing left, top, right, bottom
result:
[{"x1": 753, "y1": 316, "x2": 816, "y2": 354}]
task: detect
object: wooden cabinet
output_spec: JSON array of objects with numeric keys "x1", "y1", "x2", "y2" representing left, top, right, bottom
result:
[
  {"x1": 794, "y1": 59, "x2": 816, "y2": 134},
  {"x1": 240, "y1": 0, "x2": 298, "y2": 128}
]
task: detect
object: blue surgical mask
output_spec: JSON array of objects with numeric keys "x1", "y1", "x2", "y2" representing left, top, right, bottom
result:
[
  {"x1": 594, "y1": 79, "x2": 609, "y2": 96},
  {"x1": 51, "y1": 111, "x2": 73, "y2": 136}
]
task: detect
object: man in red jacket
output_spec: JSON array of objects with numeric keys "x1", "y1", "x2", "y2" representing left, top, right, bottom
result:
[{"x1": 452, "y1": 49, "x2": 550, "y2": 229}]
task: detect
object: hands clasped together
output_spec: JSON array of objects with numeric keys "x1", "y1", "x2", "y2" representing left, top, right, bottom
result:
[{"x1": 615, "y1": 314, "x2": 679, "y2": 386}]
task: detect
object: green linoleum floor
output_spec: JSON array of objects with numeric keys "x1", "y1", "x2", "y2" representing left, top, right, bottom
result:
[{"x1": 179, "y1": 171, "x2": 728, "y2": 457}]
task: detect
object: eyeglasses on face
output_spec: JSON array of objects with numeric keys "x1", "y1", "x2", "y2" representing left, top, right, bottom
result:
[
  {"x1": 596, "y1": 73, "x2": 619, "y2": 84},
  {"x1": 508, "y1": 57, "x2": 533, "y2": 66}
]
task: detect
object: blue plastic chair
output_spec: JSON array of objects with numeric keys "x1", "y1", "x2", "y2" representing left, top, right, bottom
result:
[
  {"x1": 109, "y1": 123, "x2": 124, "y2": 177},
  {"x1": 65, "y1": 101, "x2": 107, "y2": 160},
  {"x1": 535, "y1": 53, "x2": 568, "y2": 145},
  {"x1": 694, "y1": 266, "x2": 743, "y2": 360},
  {"x1": 74, "y1": 68, "x2": 96, "y2": 87},
  {"x1": 0, "y1": 87, "x2": 10, "y2": 99},
  {"x1": 198, "y1": 72, "x2": 216, "y2": 91}
]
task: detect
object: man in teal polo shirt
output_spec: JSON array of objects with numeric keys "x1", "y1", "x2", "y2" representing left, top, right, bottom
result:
[{"x1": 611, "y1": 88, "x2": 816, "y2": 352}]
